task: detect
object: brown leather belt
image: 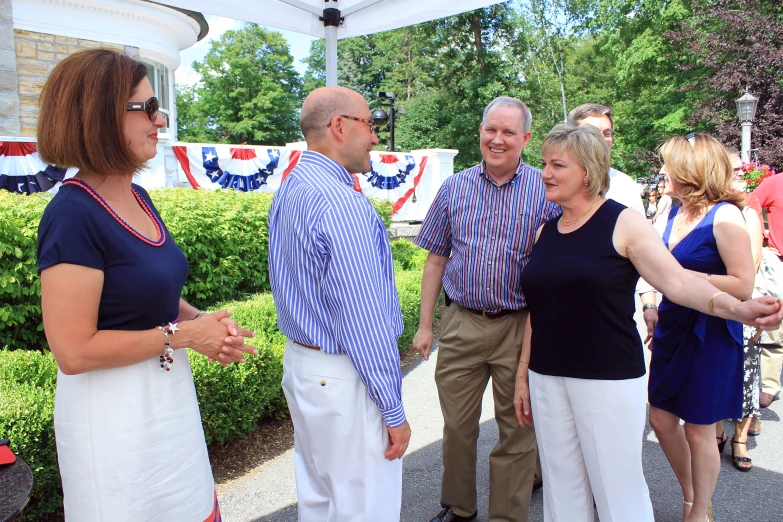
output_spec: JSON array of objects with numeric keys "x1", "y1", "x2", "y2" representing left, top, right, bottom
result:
[
  {"x1": 459, "y1": 305, "x2": 518, "y2": 320},
  {"x1": 295, "y1": 341, "x2": 321, "y2": 351}
]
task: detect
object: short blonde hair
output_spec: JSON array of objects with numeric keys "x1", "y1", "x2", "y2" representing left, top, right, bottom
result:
[
  {"x1": 542, "y1": 124, "x2": 610, "y2": 199},
  {"x1": 658, "y1": 133, "x2": 744, "y2": 216}
]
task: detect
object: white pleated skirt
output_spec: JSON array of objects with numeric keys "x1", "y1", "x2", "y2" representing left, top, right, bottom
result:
[{"x1": 54, "y1": 348, "x2": 218, "y2": 522}]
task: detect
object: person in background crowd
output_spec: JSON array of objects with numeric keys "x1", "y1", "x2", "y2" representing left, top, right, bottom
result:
[
  {"x1": 36, "y1": 49, "x2": 256, "y2": 521},
  {"x1": 653, "y1": 178, "x2": 673, "y2": 224},
  {"x1": 268, "y1": 86, "x2": 411, "y2": 522},
  {"x1": 648, "y1": 133, "x2": 758, "y2": 522},
  {"x1": 413, "y1": 96, "x2": 558, "y2": 522},
  {"x1": 515, "y1": 125, "x2": 783, "y2": 522},
  {"x1": 567, "y1": 103, "x2": 645, "y2": 214},
  {"x1": 753, "y1": 167, "x2": 783, "y2": 415},
  {"x1": 712, "y1": 148, "x2": 764, "y2": 471},
  {"x1": 646, "y1": 189, "x2": 659, "y2": 220}
]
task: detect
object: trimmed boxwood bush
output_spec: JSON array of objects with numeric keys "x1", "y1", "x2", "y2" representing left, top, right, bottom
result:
[
  {"x1": 0, "y1": 350, "x2": 59, "y2": 519},
  {"x1": 0, "y1": 191, "x2": 49, "y2": 350},
  {"x1": 150, "y1": 189, "x2": 275, "y2": 311},
  {"x1": 0, "y1": 185, "x2": 426, "y2": 519},
  {"x1": 192, "y1": 293, "x2": 287, "y2": 445},
  {"x1": 0, "y1": 189, "x2": 399, "y2": 350}
]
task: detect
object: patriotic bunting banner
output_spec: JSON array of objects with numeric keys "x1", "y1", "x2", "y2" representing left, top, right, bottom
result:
[
  {"x1": 172, "y1": 143, "x2": 429, "y2": 216},
  {"x1": 172, "y1": 144, "x2": 301, "y2": 193},
  {"x1": 0, "y1": 142, "x2": 73, "y2": 195}
]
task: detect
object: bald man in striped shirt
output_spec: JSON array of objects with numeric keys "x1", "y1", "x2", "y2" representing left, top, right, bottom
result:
[
  {"x1": 269, "y1": 86, "x2": 410, "y2": 522},
  {"x1": 414, "y1": 97, "x2": 560, "y2": 522}
]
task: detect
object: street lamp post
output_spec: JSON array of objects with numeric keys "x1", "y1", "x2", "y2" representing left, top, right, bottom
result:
[
  {"x1": 373, "y1": 91, "x2": 404, "y2": 151},
  {"x1": 735, "y1": 90, "x2": 759, "y2": 163}
]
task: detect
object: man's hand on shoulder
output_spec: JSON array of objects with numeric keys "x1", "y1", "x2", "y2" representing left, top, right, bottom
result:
[
  {"x1": 412, "y1": 327, "x2": 435, "y2": 360},
  {"x1": 385, "y1": 421, "x2": 411, "y2": 460}
]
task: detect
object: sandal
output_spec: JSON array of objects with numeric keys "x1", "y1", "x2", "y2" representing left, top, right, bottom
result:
[
  {"x1": 731, "y1": 438, "x2": 752, "y2": 472},
  {"x1": 716, "y1": 431, "x2": 728, "y2": 453}
]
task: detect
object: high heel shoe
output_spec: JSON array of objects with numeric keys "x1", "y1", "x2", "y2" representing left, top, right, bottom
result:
[
  {"x1": 716, "y1": 431, "x2": 728, "y2": 453},
  {"x1": 731, "y1": 438, "x2": 752, "y2": 471}
]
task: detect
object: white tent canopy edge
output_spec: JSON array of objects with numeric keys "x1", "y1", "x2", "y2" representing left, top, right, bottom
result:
[{"x1": 153, "y1": 0, "x2": 503, "y2": 85}]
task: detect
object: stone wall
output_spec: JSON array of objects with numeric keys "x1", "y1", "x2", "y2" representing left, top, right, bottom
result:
[
  {"x1": 0, "y1": 0, "x2": 19, "y2": 136},
  {"x1": 13, "y1": 29, "x2": 134, "y2": 136}
]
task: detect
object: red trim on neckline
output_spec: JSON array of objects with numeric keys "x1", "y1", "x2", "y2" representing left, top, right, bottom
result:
[{"x1": 63, "y1": 179, "x2": 166, "y2": 247}]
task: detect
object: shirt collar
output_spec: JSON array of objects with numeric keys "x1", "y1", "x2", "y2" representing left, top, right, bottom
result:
[
  {"x1": 300, "y1": 150, "x2": 355, "y2": 187},
  {"x1": 479, "y1": 158, "x2": 526, "y2": 187}
]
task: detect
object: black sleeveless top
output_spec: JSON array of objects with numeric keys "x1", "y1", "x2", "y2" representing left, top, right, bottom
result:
[{"x1": 520, "y1": 199, "x2": 645, "y2": 380}]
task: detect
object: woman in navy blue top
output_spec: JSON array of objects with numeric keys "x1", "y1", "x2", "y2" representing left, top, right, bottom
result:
[
  {"x1": 36, "y1": 49, "x2": 256, "y2": 521},
  {"x1": 514, "y1": 125, "x2": 782, "y2": 522}
]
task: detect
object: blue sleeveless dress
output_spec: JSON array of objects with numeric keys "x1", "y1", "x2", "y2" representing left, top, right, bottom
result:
[{"x1": 648, "y1": 202, "x2": 743, "y2": 424}]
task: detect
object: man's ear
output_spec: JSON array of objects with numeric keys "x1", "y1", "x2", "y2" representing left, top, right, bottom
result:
[
  {"x1": 326, "y1": 114, "x2": 345, "y2": 142},
  {"x1": 520, "y1": 131, "x2": 532, "y2": 149}
]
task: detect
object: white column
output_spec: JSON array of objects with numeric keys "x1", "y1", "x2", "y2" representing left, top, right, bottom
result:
[
  {"x1": 163, "y1": 143, "x2": 180, "y2": 188},
  {"x1": 391, "y1": 148, "x2": 458, "y2": 222},
  {"x1": 741, "y1": 121, "x2": 752, "y2": 163}
]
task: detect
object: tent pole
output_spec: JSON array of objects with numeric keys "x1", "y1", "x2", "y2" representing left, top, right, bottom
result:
[{"x1": 325, "y1": 25, "x2": 338, "y2": 86}]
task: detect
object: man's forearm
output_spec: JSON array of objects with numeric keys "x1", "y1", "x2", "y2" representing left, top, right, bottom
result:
[{"x1": 418, "y1": 254, "x2": 448, "y2": 330}]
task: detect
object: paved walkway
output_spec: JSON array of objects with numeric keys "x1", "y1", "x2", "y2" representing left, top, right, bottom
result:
[{"x1": 218, "y1": 305, "x2": 783, "y2": 521}]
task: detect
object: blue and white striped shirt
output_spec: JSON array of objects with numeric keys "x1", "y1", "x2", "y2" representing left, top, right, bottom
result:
[
  {"x1": 416, "y1": 160, "x2": 560, "y2": 311},
  {"x1": 268, "y1": 151, "x2": 406, "y2": 427}
]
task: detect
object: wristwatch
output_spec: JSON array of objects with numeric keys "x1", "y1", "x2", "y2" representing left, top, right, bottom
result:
[{"x1": 642, "y1": 303, "x2": 658, "y2": 312}]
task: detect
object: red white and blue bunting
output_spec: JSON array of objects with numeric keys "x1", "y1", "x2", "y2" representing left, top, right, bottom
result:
[
  {"x1": 0, "y1": 142, "x2": 74, "y2": 195},
  {"x1": 172, "y1": 144, "x2": 428, "y2": 216}
]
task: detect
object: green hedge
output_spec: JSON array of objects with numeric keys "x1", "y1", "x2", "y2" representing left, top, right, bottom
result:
[
  {"x1": 0, "y1": 190, "x2": 397, "y2": 350},
  {"x1": 0, "y1": 185, "x2": 423, "y2": 519},
  {"x1": 0, "y1": 191, "x2": 49, "y2": 350},
  {"x1": 0, "y1": 350, "x2": 60, "y2": 519}
]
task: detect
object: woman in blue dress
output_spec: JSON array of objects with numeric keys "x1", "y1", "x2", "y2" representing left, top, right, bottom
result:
[{"x1": 648, "y1": 133, "x2": 752, "y2": 522}]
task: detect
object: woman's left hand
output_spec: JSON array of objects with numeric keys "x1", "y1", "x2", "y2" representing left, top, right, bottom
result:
[
  {"x1": 514, "y1": 364, "x2": 533, "y2": 428},
  {"x1": 203, "y1": 314, "x2": 257, "y2": 365}
]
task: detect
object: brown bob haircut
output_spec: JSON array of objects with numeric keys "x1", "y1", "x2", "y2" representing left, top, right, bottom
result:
[{"x1": 37, "y1": 49, "x2": 149, "y2": 176}]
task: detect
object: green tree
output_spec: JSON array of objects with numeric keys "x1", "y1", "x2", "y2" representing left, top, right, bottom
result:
[{"x1": 179, "y1": 24, "x2": 304, "y2": 145}]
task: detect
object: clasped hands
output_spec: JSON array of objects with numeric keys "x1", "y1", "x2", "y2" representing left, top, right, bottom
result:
[{"x1": 187, "y1": 310, "x2": 257, "y2": 366}]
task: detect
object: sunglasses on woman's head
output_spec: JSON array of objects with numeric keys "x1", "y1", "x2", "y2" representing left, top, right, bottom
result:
[{"x1": 127, "y1": 96, "x2": 160, "y2": 122}]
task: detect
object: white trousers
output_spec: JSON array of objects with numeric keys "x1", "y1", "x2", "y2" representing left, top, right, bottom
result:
[
  {"x1": 281, "y1": 340, "x2": 402, "y2": 522},
  {"x1": 529, "y1": 370, "x2": 654, "y2": 522}
]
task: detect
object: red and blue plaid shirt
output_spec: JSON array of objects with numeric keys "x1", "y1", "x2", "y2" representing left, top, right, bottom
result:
[{"x1": 415, "y1": 160, "x2": 560, "y2": 312}]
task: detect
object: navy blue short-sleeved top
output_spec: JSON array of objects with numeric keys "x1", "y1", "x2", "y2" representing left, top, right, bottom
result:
[{"x1": 37, "y1": 179, "x2": 188, "y2": 331}]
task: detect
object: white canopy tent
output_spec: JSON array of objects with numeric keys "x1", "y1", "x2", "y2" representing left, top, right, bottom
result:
[{"x1": 153, "y1": 0, "x2": 503, "y2": 85}]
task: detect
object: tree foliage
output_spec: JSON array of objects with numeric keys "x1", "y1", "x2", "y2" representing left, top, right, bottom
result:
[
  {"x1": 177, "y1": 2, "x2": 783, "y2": 176},
  {"x1": 177, "y1": 24, "x2": 303, "y2": 145}
]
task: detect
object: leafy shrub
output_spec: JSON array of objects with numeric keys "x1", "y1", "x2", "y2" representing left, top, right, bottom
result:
[
  {"x1": 150, "y1": 189, "x2": 275, "y2": 310},
  {"x1": 192, "y1": 293, "x2": 287, "y2": 444},
  {"x1": 391, "y1": 239, "x2": 428, "y2": 271},
  {"x1": 370, "y1": 198, "x2": 394, "y2": 229},
  {"x1": 395, "y1": 268, "x2": 423, "y2": 352},
  {"x1": 0, "y1": 192, "x2": 49, "y2": 350},
  {"x1": 0, "y1": 189, "x2": 397, "y2": 351},
  {"x1": 0, "y1": 350, "x2": 60, "y2": 518}
]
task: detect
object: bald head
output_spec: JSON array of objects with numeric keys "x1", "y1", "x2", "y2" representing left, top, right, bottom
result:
[{"x1": 300, "y1": 86, "x2": 367, "y2": 142}]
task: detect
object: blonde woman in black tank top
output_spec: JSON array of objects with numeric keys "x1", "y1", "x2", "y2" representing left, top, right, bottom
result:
[{"x1": 513, "y1": 125, "x2": 783, "y2": 522}]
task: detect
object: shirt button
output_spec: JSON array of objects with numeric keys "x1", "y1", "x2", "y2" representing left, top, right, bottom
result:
[{"x1": 494, "y1": 211, "x2": 498, "y2": 215}]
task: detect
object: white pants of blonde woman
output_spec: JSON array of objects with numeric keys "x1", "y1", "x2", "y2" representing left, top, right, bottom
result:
[
  {"x1": 529, "y1": 370, "x2": 654, "y2": 522},
  {"x1": 282, "y1": 340, "x2": 402, "y2": 522}
]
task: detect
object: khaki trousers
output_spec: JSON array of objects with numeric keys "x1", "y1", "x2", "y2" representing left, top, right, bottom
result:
[
  {"x1": 435, "y1": 304, "x2": 539, "y2": 522},
  {"x1": 761, "y1": 322, "x2": 783, "y2": 395}
]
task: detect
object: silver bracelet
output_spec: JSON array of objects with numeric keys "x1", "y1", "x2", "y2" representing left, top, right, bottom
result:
[
  {"x1": 642, "y1": 303, "x2": 658, "y2": 312},
  {"x1": 193, "y1": 311, "x2": 206, "y2": 320}
]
